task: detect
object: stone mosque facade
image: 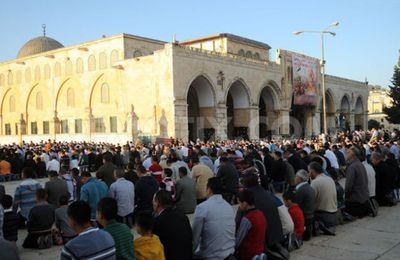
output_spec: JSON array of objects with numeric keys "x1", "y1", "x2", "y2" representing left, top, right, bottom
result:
[{"x1": 0, "y1": 32, "x2": 369, "y2": 144}]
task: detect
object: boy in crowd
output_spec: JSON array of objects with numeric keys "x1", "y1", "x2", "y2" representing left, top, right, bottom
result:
[
  {"x1": 160, "y1": 168, "x2": 175, "y2": 197},
  {"x1": 283, "y1": 191, "x2": 305, "y2": 240},
  {"x1": 236, "y1": 189, "x2": 266, "y2": 260},
  {"x1": 1, "y1": 194, "x2": 19, "y2": 242},
  {"x1": 134, "y1": 213, "x2": 165, "y2": 260},
  {"x1": 97, "y1": 197, "x2": 135, "y2": 260}
]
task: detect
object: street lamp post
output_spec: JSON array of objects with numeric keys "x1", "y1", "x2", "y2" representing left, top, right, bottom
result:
[{"x1": 293, "y1": 21, "x2": 339, "y2": 135}]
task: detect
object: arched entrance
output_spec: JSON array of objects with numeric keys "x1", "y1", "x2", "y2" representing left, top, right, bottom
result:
[
  {"x1": 259, "y1": 85, "x2": 277, "y2": 138},
  {"x1": 226, "y1": 80, "x2": 250, "y2": 139},
  {"x1": 187, "y1": 75, "x2": 215, "y2": 142},
  {"x1": 320, "y1": 91, "x2": 336, "y2": 134},
  {"x1": 340, "y1": 95, "x2": 351, "y2": 130},
  {"x1": 354, "y1": 97, "x2": 364, "y2": 130}
]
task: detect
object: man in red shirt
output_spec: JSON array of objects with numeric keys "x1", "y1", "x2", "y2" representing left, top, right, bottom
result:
[
  {"x1": 283, "y1": 191, "x2": 305, "y2": 240},
  {"x1": 236, "y1": 190, "x2": 266, "y2": 260},
  {"x1": 148, "y1": 155, "x2": 163, "y2": 184}
]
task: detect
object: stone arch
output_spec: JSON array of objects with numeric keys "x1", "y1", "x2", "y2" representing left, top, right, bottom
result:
[
  {"x1": 238, "y1": 49, "x2": 245, "y2": 56},
  {"x1": 245, "y1": 51, "x2": 252, "y2": 58},
  {"x1": 110, "y1": 49, "x2": 119, "y2": 66},
  {"x1": 319, "y1": 89, "x2": 336, "y2": 133},
  {"x1": 1, "y1": 88, "x2": 21, "y2": 136},
  {"x1": 100, "y1": 83, "x2": 110, "y2": 103},
  {"x1": 44, "y1": 64, "x2": 51, "y2": 79},
  {"x1": 354, "y1": 96, "x2": 364, "y2": 130},
  {"x1": 339, "y1": 94, "x2": 351, "y2": 130},
  {"x1": 258, "y1": 82, "x2": 280, "y2": 137},
  {"x1": 186, "y1": 74, "x2": 217, "y2": 141},
  {"x1": 9, "y1": 95, "x2": 15, "y2": 112},
  {"x1": 26, "y1": 84, "x2": 52, "y2": 135},
  {"x1": 133, "y1": 50, "x2": 142, "y2": 58},
  {"x1": 67, "y1": 88, "x2": 75, "y2": 107},
  {"x1": 54, "y1": 62, "x2": 61, "y2": 77},
  {"x1": 88, "y1": 55, "x2": 96, "y2": 71},
  {"x1": 225, "y1": 79, "x2": 252, "y2": 139}
]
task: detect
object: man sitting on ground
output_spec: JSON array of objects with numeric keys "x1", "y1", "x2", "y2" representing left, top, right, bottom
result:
[
  {"x1": 23, "y1": 189, "x2": 55, "y2": 249},
  {"x1": 61, "y1": 201, "x2": 116, "y2": 260}
]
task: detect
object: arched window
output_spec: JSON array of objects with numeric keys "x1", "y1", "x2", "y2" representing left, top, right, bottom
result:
[
  {"x1": 238, "y1": 49, "x2": 245, "y2": 57},
  {"x1": 99, "y1": 52, "x2": 107, "y2": 69},
  {"x1": 133, "y1": 50, "x2": 142, "y2": 58},
  {"x1": 110, "y1": 50, "x2": 119, "y2": 65},
  {"x1": 253, "y1": 52, "x2": 261, "y2": 60},
  {"x1": 44, "y1": 64, "x2": 51, "y2": 79},
  {"x1": 34, "y1": 66, "x2": 41, "y2": 81},
  {"x1": 25, "y1": 68, "x2": 31, "y2": 83},
  {"x1": 0, "y1": 74, "x2": 4, "y2": 86},
  {"x1": 9, "y1": 95, "x2": 15, "y2": 112},
  {"x1": 67, "y1": 88, "x2": 75, "y2": 107},
  {"x1": 245, "y1": 51, "x2": 252, "y2": 58},
  {"x1": 16, "y1": 70, "x2": 22, "y2": 84},
  {"x1": 65, "y1": 60, "x2": 72, "y2": 76},
  {"x1": 54, "y1": 62, "x2": 61, "y2": 77},
  {"x1": 36, "y1": 91, "x2": 43, "y2": 110},
  {"x1": 7, "y1": 71, "x2": 13, "y2": 85},
  {"x1": 101, "y1": 83, "x2": 110, "y2": 103},
  {"x1": 88, "y1": 55, "x2": 96, "y2": 71},
  {"x1": 76, "y1": 58, "x2": 84, "y2": 73}
]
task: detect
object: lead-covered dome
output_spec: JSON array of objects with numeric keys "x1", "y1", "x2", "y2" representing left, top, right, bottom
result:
[{"x1": 17, "y1": 36, "x2": 64, "y2": 58}]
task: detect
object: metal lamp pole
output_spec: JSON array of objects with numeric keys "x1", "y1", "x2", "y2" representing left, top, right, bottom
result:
[{"x1": 293, "y1": 21, "x2": 339, "y2": 135}]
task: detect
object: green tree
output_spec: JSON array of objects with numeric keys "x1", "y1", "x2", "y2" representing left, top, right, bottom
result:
[{"x1": 383, "y1": 53, "x2": 400, "y2": 123}]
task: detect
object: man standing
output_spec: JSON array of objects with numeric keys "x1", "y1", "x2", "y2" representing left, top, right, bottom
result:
[
  {"x1": 344, "y1": 147, "x2": 370, "y2": 217},
  {"x1": 135, "y1": 165, "x2": 159, "y2": 215},
  {"x1": 109, "y1": 169, "x2": 135, "y2": 228},
  {"x1": 192, "y1": 177, "x2": 235, "y2": 260},
  {"x1": 153, "y1": 190, "x2": 193, "y2": 260},
  {"x1": 97, "y1": 152, "x2": 117, "y2": 187},
  {"x1": 45, "y1": 171, "x2": 69, "y2": 208},
  {"x1": 61, "y1": 201, "x2": 116, "y2": 260},
  {"x1": 217, "y1": 157, "x2": 239, "y2": 204},
  {"x1": 46, "y1": 155, "x2": 60, "y2": 174},
  {"x1": 309, "y1": 162, "x2": 337, "y2": 235},
  {"x1": 191, "y1": 157, "x2": 214, "y2": 204},
  {"x1": 80, "y1": 172, "x2": 109, "y2": 222},
  {"x1": 175, "y1": 167, "x2": 197, "y2": 214}
]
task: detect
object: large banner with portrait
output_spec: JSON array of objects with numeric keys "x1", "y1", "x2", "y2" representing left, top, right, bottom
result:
[{"x1": 292, "y1": 55, "x2": 318, "y2": 106}]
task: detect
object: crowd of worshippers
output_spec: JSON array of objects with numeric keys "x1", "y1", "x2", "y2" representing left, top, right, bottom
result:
[{"x1": 0, "y1": 130, "x2": 400, "y2": 260}]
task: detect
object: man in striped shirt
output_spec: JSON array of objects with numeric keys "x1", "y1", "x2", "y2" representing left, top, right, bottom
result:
[{"x1": 61, "y1": 201, "x2": 116, "y2": 260}]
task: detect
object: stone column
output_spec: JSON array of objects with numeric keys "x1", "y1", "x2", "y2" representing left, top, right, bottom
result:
[
  {"x1": 51, "y1": 111, "x2": 60, "y2": 141},
  {"x1": 363, "y1": 113, "x2": 368, "y2": 130},
  {"x1": 313, "y1": 111, "x2": 321, "y2": 136},
  {"x1": 214, "y1": 104, "x2": 228, "y2": 140},
  {"x1": 18, "y1": 113, "x2": 26, "y2": 145},
  {"x1": 279, "y1": 109, "x2": 290, "y2": 136},
  {"x1": 248, "y1": 106, "x2": 259, "y2": 140},
  {"x1": 174, "y1": 99, "x2": 189, "y2": 142},
  {"x1": 350, "y1": 112, "x2": 355, "y2": 131}
]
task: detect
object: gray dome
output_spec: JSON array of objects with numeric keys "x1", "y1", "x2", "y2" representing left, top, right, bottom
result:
[{"x1": 17, "y1": 36, "x2": 64, "y2": 58}]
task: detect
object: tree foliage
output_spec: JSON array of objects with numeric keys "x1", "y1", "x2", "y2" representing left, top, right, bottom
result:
[{"x1": 383, "y1": 64, "x2": 400, "y2": 123}]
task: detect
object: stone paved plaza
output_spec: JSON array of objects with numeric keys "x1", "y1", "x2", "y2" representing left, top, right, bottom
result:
[{"x1": 4, "y1": 179, "x2": 400, "y2": 260}]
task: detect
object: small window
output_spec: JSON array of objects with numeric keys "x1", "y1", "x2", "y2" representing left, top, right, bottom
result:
[
  {"x1": 43, "y1": 121, "x2": 50, "y2": 134},
  {"x1": 133, "y1": 50, "x2": 142, "y2": 58},
  {"x1": 25, "y1": 68, "x2": 31, "y2": 82},
  {"x1": 31, "y1": 122, "x2": 38, "y2": 135},
  {"x1": 101, "y1": 83, "x2": 110, "y2": 103},
  {"x1": 110, "y1": 50, "x2": 119, "y2": 65},
  {"x1": 76, "y1": 58, "x2": 84, "y2": 73},
  {"x1": 75, "y1": 119, "x2": 82, "y2": 133},
  {"x1": 36, "y1": 92, "x2": 43, "y2": 110},
  {"x1": 67, "y1": 88, "x2": 75, "y2": 107},
  {"x1": 16, "y1": 70, "x2": 22, "y2": 84},
  {"x1": 44, "y1": 64, "x2": 51, "y2": 79},
  {"x1": 95, "y1": 117, "x2": 104, "y2": 133},
  {"x1": 9, "y1": 96, "x2": 15, "y2": 112},
  {"x1": 34, "y1": 66, "x2": 41, "y2": 81},
  {"x1": 61, "y1": 120, "x2": 69, "y2": 134},
  {"x1": 253, "y1": 52, "x2": 261, "y2": 60},
  {"x1": 5, "y1": 124, "x2": 11, "y2": 135},
  {"x1": 238, "y1": 49, "x2": 245, "y2": 57},
  {"x1": 7, "y1": 71, "x2": 13, "y2": 85},
  {"x1": 110, "y1": 116, "x2": 117, "y2": 133},
  {"x1": 54, "y1": 62, "x2": 61, "y2": 77}
]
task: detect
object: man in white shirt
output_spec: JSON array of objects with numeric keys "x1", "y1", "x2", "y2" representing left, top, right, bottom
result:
[
  {"x1": 47, "y1": 156, "x2": 60, "y2": 173},
  {"x1": 324, "y1": 143, "x2": 339, "y2": 170}
]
